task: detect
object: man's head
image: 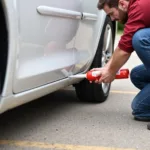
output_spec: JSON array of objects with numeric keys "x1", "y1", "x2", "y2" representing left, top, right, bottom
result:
[{"x1": 98, "y1": 0, "x2": 129, "y2": 24}]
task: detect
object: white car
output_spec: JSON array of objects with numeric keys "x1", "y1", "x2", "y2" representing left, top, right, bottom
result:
[{"x1": 0, "y1": 0, "x2": 116, "y2": 114}]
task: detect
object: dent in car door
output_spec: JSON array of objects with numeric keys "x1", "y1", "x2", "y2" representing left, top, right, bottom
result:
[{"x1": 13, "y1": 0, "x2": 82, "y2": 93}]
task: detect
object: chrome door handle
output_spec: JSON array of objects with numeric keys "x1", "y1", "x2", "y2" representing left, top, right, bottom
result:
[{"x1": 37, "y1": 6, "x2": 82, "y2": 20}]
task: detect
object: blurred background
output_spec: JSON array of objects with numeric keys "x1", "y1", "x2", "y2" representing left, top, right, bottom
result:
[{"x1": 117, "y1": 22, "x2": 124, "y2": 34}]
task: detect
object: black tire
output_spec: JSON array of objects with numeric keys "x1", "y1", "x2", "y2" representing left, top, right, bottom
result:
[{"x1": 74, "y1": 17, "x2": 114, "y2": 103}]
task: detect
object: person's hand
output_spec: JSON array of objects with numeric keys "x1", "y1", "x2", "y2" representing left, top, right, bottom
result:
[{"x1": 90, "y1": 67, "x2": 116, "y2": 84}]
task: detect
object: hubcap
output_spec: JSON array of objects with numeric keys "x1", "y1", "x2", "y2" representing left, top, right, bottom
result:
[{"x1": 101, "y1": 24, "x2": 113, "y2": 94}]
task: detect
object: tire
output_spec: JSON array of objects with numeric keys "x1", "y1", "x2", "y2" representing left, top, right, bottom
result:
[{"x1": 74, "y1": 17, "x2": 114, "y2": 103}]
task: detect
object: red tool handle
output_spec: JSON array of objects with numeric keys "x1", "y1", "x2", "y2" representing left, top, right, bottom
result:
[{"x1": 86, "y1": 69, "x2": 129, "y2": 81}]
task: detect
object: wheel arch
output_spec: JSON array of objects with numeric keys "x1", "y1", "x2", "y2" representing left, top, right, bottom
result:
[
  {"x1": 0, "y1": 0, "x2": 20, "y2": 98},
  {"x1": 0, "y1": 1, "x2": 8, "y2": 95}
]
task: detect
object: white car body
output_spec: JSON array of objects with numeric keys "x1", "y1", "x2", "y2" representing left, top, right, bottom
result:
[{"x1": 0, "y1": 0, "x2": 116, "y2": 113}]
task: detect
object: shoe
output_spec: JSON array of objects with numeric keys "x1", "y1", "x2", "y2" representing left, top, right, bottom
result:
[{"x1": 134, "y1": 117, "x2": 150, "y2": 122}]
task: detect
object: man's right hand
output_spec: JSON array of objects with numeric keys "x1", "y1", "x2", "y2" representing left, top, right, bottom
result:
[{"x1": 90, "y1": 67, "x2": 116, "y2": 84}]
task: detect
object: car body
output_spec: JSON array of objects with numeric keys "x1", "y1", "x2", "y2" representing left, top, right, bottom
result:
[{"x1": 0, "y1": 0, "x2": 116, "y2": 114}]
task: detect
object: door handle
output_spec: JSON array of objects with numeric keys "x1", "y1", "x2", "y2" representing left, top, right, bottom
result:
[{"x1": 37, "y1": 6, "x2": 82, "y2": 20}]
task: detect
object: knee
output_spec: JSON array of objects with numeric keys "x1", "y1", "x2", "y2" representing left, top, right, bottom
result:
[{"x1": 130, "y1": 66, "x2": 145, "y2": 89}]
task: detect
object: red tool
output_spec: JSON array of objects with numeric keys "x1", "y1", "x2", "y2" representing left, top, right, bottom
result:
[{"x1": 70, "y1": 69, "x2": 129, "y2": 81}]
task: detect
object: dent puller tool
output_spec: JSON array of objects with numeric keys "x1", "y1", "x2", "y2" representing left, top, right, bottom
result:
[{"x1": 70, "y1": 69, "x2": 129, "y2": 81}]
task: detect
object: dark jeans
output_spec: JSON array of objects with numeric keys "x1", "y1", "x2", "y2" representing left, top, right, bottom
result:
[{"x1": 130, "y1": 28, "x2": 150, "y2": 119}]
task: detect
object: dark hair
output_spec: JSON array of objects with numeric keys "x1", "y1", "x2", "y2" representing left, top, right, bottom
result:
[{"x1": 97, "y1": 0, "x2": 119, "y2": 9}]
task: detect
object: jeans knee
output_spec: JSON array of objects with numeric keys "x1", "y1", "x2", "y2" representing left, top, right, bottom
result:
[{"x1": 130, "y1": 65, "x2": 146, "y2": 90}]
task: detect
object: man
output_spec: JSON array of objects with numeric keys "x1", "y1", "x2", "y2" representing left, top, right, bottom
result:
[{"x1": 93, "y1": 0, "x2": 150, "y2": 122}]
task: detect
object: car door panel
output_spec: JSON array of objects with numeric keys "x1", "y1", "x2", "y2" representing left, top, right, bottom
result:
[{"x1": 13, "y1": 0, "x2": 82, "y2": 93}]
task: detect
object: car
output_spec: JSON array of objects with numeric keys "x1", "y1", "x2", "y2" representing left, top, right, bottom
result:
[{"x1": 0, "y1": 0, "x2": 116, "y2": 114}]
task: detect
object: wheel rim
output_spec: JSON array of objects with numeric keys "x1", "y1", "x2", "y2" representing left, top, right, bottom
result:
[{"x1": 101, "y1": 24, "x2": 113, "y2": 94}]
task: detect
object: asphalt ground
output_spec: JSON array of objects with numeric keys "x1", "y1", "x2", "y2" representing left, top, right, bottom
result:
[{"x1": 0, "y1": 34, "x2": 149, "y2": 150}]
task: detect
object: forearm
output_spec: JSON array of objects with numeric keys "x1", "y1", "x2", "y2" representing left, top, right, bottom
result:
[{"x1": 105, "y1": 47, "x2": 131, "y2": 74}]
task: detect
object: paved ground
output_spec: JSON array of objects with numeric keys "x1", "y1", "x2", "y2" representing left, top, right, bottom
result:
[{"x1": 0, "y1": 34, "x2": 149, "y2": 150}]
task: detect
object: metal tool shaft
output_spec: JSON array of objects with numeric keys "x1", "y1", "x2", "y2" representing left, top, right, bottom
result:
[{"x1": 69, "y1": 74, "x2": 86, "y2": 78}]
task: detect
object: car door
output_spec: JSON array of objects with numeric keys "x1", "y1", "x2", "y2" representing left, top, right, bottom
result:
[
  {"x1": 70, "y1": 0, "x2": 105, "y2": 74},
  {"x1": 13, "y1": 0, "x2": 82, "y2": 93}
]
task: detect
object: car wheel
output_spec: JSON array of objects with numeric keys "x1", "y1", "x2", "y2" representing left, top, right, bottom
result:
[{"x1": 74, "y1": 17, "x2": 114, "y2": 102}]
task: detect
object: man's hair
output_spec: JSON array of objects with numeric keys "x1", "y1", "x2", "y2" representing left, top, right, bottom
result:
[{"x1": 97, "y1": 0, "x2": 119, "y2": 10}]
